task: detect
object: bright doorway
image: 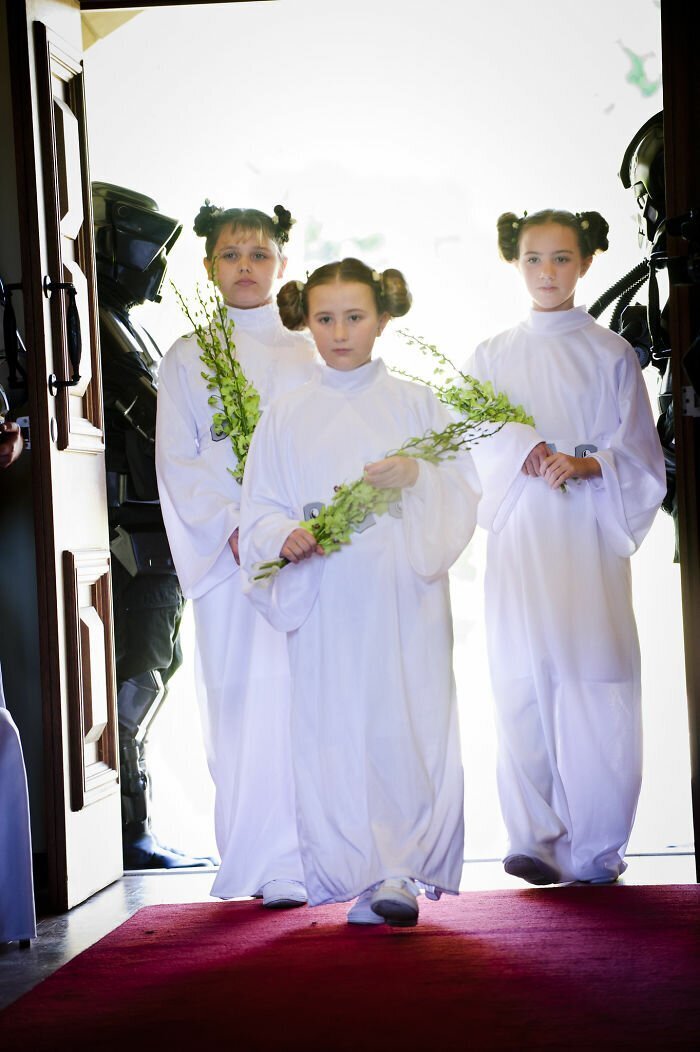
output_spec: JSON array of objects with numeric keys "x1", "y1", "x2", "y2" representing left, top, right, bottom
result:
[{"x1": 83, "y1": 0, "x2": 692, "y2": 865}]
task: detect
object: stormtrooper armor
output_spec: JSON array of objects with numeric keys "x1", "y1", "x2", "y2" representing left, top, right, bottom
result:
[{"x1": 94, "y1": 182, "x2": 212, "y2": 869}]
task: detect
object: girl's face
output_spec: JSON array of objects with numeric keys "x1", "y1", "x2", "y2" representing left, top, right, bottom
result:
[
  {"x1": 516, "y1": 222, "x2": 592, "y2": 312},
  {"x1": 306, "y1": 280, "x2": 389, "y2": 371},
  {"x1": 205, "y1": 225, "x2": 286, "y2": 309}
]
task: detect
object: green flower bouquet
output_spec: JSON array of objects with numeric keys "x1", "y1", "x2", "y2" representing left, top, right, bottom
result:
[
  {"x1": 251, "y1": 332, "x2": 534, "y2": 583},
  {"x1": 173, "y1": 282, "x2": 260, "y2": 484}
]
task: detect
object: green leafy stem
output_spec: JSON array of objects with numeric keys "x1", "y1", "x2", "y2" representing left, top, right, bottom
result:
[
  {"x1": 172, "y1": 281, "x2": 261, "y2": 484},
  {"x1": 392, "y1": 329, "x2": 535, "y2": 428},
  {"x1": 251, "y1": 333, "x2": 534, "y2": 582}
]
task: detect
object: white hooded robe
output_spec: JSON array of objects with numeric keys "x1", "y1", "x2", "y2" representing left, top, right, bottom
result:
[
  {"x1": 240, "y1": 359, "x2": 481, "y2": 905},
  {"x1": 0, "y1": 665, "x2": 36, "y2": 943},
  {"x1": 467, "y1": 306, "x2": 666, "y2": 883},
  {"x1": 156, "y1": 302, "x2": 317, "y2": 897}
]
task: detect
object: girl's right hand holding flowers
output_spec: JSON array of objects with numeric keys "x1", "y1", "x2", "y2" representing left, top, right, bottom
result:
[
  {"x1": 364, "y1": 455, "x2": 419, "y2": 490},
  {"x1": 281, "y1": 527, "x2": 325, "y2": 563}
]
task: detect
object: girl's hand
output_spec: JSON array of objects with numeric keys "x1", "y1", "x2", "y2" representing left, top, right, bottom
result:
[
  {"x1": 228, "y1": 528, "x2": 240, "y2": 565},
  {"x1": 363, "y1": 455, "x2": 419, "y2": 490},
  {"x1": 540, "y1": 452, "x2": 602, "y2": 489},
  {"x1": 280, "y1": 527, "x2": 325, "y2": 563},
  {"x1": 521, "y1": 441, "x2": 550, "y2": 477}
]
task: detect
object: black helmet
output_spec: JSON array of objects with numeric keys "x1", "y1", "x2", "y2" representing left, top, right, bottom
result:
[
  {"x1": 619, "y1": 111, "x2": 665, "y2": 248},
  {"x1": 92, "y1": 182, "x2": 182, "y2": 306}
]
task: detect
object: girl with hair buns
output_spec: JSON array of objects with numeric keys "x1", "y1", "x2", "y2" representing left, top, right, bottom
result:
[
  {"x1": 240, "y1": 257, "x2": 481, "y2": 926},
  {"x1": 156, "y1": 202, "x2": 317, "y2": 907},
  {"x1": 465, "y1": 208, "x2": 665, "y2": 887}
]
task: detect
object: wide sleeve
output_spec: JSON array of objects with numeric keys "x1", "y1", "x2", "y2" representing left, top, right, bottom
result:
[
  {"x1": 155, "y1": 348, "x2": 239, "y2": 598},
  {"x1": 588, "y1": 347, "x2": 666, "y2": 556},
  {"x1": 463, "y1": 345, "x2": 543, "y2": 532},
  {"x1": 400, "y1": 392, "x2": 482, "y2": 580},
  {"x1": 401, "y1": 454, "x2": 480, "y2": 579},
  {"x1": 239, "y1": 405, "x2": 324, "y2": 632}
]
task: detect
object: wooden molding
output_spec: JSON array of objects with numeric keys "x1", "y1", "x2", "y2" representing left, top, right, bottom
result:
[
  {"x1": 34, "y1": 22, "x2": 104, "y2": 454},
  {"x1": 63, "y1": 549, "x2": 118, "y2": 811}
]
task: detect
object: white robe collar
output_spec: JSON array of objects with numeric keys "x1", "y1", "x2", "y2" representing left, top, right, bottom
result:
[
  {"x1": 523, "y1": 305, "x2": 593, "y2": 335},
  {"x1": 226, "y1": 302, "x2": 285, "y2": 342},
  {"x1": 319, "y1": 356, "x2": 386, "y2": 392}
]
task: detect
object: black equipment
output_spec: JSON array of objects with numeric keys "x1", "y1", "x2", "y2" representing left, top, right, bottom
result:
[
  {"x1": 94, "y1": 182, "x2": 212, "y2": 869},
  {"x1": 0, "y1": 275, "x2": 28, "y2": 412},
  {"x1": 589, "y1": 112, "x2": 700, "y2": 560}
]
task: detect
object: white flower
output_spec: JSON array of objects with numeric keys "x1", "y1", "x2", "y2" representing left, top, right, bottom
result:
[
  {"x1": 271, "y1": 214, "x2": 279, "y2": 225},
  {"x1": 295, "y1": 280, "x2": 305, "y2": 292},
  {"x1": 371, "y1": 270, "x2": 382, "y2": 283}
]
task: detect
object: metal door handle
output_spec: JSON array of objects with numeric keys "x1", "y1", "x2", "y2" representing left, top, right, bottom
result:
[{"x1": 44, "y1": 276, "x2": 82, "y2": 395}]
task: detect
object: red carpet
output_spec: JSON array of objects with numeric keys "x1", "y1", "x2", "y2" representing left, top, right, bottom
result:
[{"x1": 1, "y1": 886, "x2": 698, "y2": 1050}]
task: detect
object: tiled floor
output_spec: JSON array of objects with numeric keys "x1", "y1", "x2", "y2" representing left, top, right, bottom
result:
[{"x1": 0, "y1": 853, "x2": 695, "y2": 1012}]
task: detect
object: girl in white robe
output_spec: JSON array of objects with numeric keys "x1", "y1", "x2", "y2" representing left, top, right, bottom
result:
[
  {"x1": 0, "y1": 421, "x2": 35, "y2": 943},
  {"x1": 240, "y1": 258, "x2": 481, "y2": 926},
  {"x1": 467, "y1": 209, "x2": 666, "y2": 886},
  {"x1": 0, "y1": 665, "x2": 36, "y2": 945},
  {"x1": 156, "y1": 203, "x2": 317, "y2": 905}
]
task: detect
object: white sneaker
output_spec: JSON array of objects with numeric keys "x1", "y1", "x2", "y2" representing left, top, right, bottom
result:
[
  {"x1": 261, "y1": 879, "x2": 308, "y2": 909},
  {"x1": 370, "y1": 878, "x2": 419, "y2": 927},
  {"x1": 347, "y1": 890, "x2": 385, "y2": 926}
]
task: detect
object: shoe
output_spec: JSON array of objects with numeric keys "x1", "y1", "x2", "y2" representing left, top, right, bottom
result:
[
  {"x1": 503, "y1": 853, "x2": 560, "y2": 886},
  {"x1": 261, "y1": 879, "x2": 308, "y2": 909},
  {"x1": 123, "y1": 831, "x2": 217, "y2": 871},
  {"x1": 370, "y1": 878, "x2": 419, "y2": 927},
  {"x1": 347, "y1": 890, "x2": 385, "y2": 926}
]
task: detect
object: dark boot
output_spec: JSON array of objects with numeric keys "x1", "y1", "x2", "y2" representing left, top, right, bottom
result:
[{"x1": 119, "y1": 731, "x2": 215, "y2": 870}]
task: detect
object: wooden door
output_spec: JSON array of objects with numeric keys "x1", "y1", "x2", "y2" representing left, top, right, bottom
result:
[{"x1": 8, "y1": 0, "x2": 121, "y2": 910}]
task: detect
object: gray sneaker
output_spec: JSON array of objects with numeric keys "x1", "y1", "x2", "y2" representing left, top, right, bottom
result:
[
  {"x1": 370, "y1": 878, "x2": 419, "y2": 927},
  {"x1": 261, "y1": 879, "x2": 308, "y2": 908},
  {"x1": 503, "y1": 854, "x2": 560, "y2": 886},
  {"x1": 347, "y1": 889, "x2": 385, "y2": 925}
]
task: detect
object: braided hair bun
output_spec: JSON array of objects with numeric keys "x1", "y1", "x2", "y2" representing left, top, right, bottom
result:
[
  {"x1": 575, "y1": 211, "x2": 609, "y2": 255},
  {"x1": 272, "y1": 205, "x2": 295, "y2": 246},
  {"x1": 193, "y1": 199, "x2": 223, "y2": 239},
  {"x1": 496, "y1": 212, "x2": 522, "y2": 261},
  {"x1": 277, "y1": 280, "x2": 307, "y2": 330},
  {"x1": 378, "y1": 268, "x2": 412, "y2": 317}
]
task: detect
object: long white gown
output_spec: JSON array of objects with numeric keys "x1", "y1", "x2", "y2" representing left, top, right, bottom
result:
[
  {"x1": 0, "y1": 665, "x2": 36, "y2": 943},
  {"x1": 240, "y1": 358, "x2": 481, "y2": 905},
  {"x1": 156, "y1": 301, "x2": 317, "y2": 897},
  {"x1": 466, "y1": 306, "x2": 666, "y2": 883}
]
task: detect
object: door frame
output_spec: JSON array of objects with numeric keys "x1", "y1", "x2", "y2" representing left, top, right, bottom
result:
[
  {"x1": 7, "y1": 0, "x2": 121, "y2": 911},
  {"x1": 4, "y1": 0, "x2": 698, "y2": 910},
  {"x1": 660, "y1": 0, "x2": 700, "y2": 881}
]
